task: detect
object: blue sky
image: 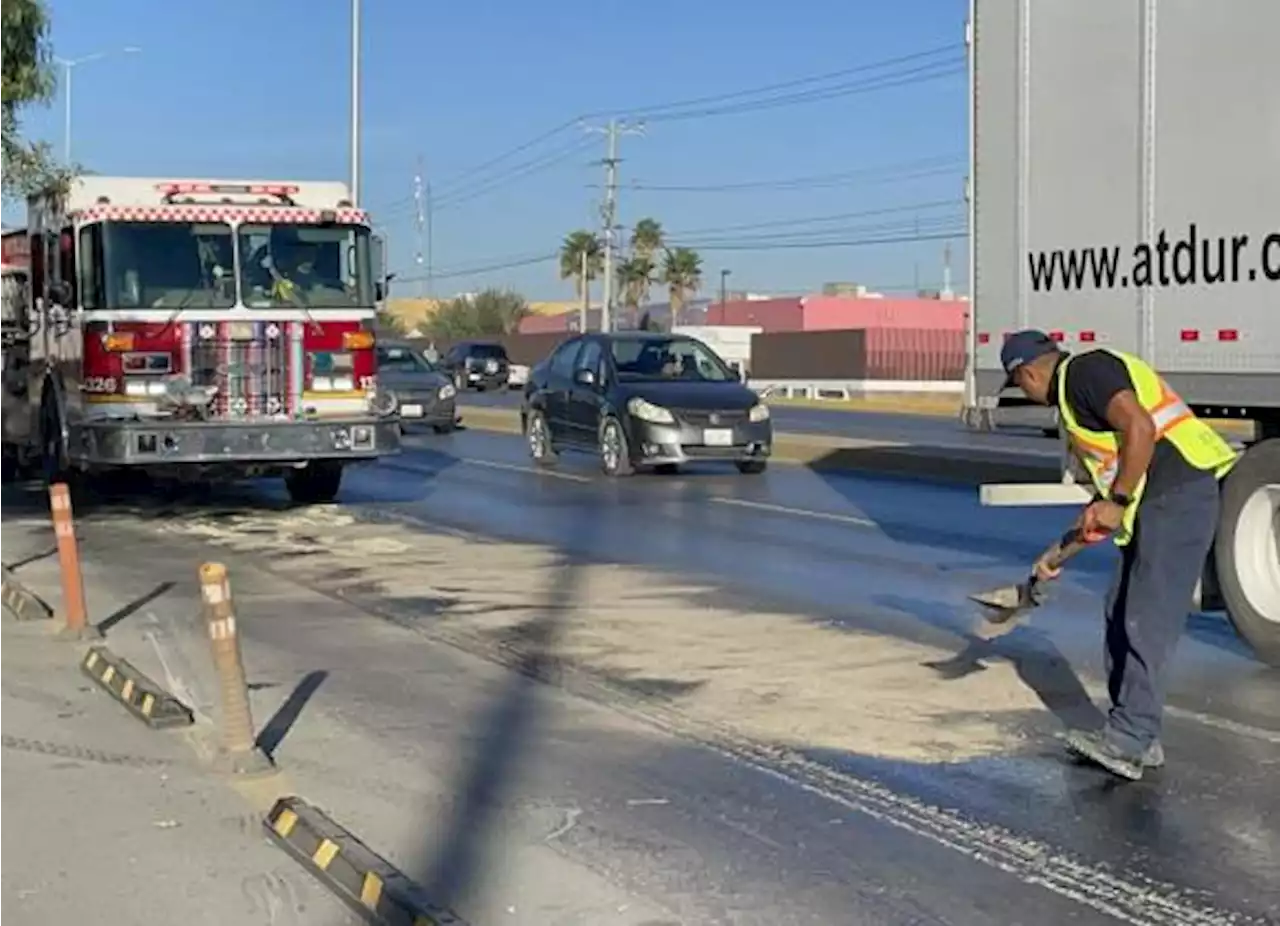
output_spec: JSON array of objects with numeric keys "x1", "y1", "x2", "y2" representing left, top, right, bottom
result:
[{"x1": 16, "y1": 0, "x2": 969, "y2": 300}]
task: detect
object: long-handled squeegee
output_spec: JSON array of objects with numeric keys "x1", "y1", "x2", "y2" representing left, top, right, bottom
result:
[{"x1": 969, "y1": 527, "x2": 1093, "y2": 639}]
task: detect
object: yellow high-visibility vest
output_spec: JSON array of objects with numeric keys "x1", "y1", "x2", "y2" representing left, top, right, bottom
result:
[{"x1": 1056, "y1": 348, "x2": 1237, "y2": 546}]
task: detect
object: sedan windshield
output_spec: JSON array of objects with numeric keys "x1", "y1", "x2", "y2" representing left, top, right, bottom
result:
[
  {"x1": 611, "y1": 336, "x2": 735, "y2": 382},
  {"x1": 378, "y1": 345, "x2": 434, "y2": 372},
  {"x1": 238, "y1": 223, "x2": 373, "y2": 308}
]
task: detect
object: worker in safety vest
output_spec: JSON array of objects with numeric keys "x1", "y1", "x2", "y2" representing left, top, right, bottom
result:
[{"x1": 999, "y1": 329, "x2": 1237, "y2": 781}]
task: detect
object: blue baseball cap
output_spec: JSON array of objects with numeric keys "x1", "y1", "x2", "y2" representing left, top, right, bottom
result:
[{"x1": 1000, "y1": 329, "x2": 1061, "y2": 387}]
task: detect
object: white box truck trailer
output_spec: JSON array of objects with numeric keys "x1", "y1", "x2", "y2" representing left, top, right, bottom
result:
[{"x1": 963, "y1": 0, "x2": 1280, "y2": 664}]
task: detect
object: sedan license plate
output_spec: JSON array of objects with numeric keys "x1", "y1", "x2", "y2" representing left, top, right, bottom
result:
[
  {"x1": 703, "y1": 428, "x2": 734, "y2": 447},
  {"x1": 400, "y1": 403, "x2": 424, "y2": 418}
]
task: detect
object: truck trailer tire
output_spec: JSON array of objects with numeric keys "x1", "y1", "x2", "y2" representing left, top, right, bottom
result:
[
  {"x1": 284, "y1": 462, "x2": 344, "y2": 506},
  {"x1": 1215, "y1": 439, "x2": 1280, "y2": 666}
]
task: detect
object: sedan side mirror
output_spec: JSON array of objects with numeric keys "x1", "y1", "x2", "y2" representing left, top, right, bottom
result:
[{"x1": 574, "y1": 368, "x2": 597, "y2": 387}]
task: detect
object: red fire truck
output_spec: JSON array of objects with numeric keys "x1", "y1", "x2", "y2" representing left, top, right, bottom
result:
[{"x1": 1, "y1": 176, "x2": 400, "y2": 502}]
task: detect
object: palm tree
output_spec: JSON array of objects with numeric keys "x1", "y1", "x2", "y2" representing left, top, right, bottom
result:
[
  {"x1": 660, "y1": 247, "x2": 703, "y2": 322},
  {"x1": 559, "y1": 230, "x2": 603, "y2": 299},
  {"x1": 629, "y1": 218, "x2": 665, "y2": 261},
  {"x1": 615, "y1": 255, "x2": 655, "y2": 313}
]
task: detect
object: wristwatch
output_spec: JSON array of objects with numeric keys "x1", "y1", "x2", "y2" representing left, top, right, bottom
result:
[{"x1": 1109, "y1": 491, "x2": 1133, "y2": 507}]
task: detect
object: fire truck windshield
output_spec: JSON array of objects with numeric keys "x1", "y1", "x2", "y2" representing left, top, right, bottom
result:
[
  {"x1": 102, "y1": 222, "x2": 237, "y2": 309},
  {"x1": 237, "y1": 224, "x2": 374, "y2": 309}
]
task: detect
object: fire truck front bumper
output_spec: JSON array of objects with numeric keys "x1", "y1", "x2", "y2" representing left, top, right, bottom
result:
[{"x1": 73, "y1": 416, "x2": 402, "y2": 467}]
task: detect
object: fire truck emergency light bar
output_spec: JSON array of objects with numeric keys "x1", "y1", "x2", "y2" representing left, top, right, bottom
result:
[{"x1": 155, "y1": 182, "x2": 301, "y2": 197}]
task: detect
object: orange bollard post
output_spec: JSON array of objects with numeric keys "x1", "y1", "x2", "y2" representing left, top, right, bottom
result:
[
  {"x1": 48, "y1": 482, "x2": 99, "y2": 639},
  {"x1": 199, "y1": 562, "x2": 271, "y2": 774}
]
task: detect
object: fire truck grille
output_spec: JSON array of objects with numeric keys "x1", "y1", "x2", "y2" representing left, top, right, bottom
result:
[{"x1": 189, "y1": 323, "x2": 291, "y2": 420}]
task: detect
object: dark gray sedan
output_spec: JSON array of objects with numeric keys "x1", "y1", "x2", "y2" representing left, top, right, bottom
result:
[{"x1": 376, "y1": 341, "x2": 459, "y2": 433}]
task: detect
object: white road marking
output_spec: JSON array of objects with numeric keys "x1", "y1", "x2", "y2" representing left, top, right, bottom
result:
[
  {"x1": 382, "y1": 456, "x2": 590, "y2": 483},
  {"x1": 709, "y1": 495, "x2": 877, "y2": 528},
  {"x1": 462, "y1": 457, "x2": 592, "y2": 483}
]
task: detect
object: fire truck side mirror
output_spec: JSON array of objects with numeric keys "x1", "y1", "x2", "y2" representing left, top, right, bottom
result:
[{"x1": 370, "y1": 234, "x2": 387, "y2": 303}]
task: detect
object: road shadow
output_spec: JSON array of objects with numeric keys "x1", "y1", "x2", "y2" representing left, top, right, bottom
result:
[
  {"x1": 256, "y1": 669, "x2": 328, "y2": 760},
  {"x1": 406, "y1": 488, "x2": 601, "y2": 917}
]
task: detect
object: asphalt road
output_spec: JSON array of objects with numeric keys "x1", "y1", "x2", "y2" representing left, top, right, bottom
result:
[
  {"x1": 383, "y1": 429, "x2": 1277, "y2": 920},
  {"x1": 459, "y1": 388, "x2": 1059, "y2": 453},
  {"x1": 4, "y1": 427, "x2": 1275, "y2": 924}
]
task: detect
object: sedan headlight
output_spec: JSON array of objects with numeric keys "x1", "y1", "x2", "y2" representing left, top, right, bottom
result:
[
  {"x1": 438, "y1": 383, "x2": 457, "y2": 400},
  {"x1": 627, "y1": 396, "x2": 675, "y2": 424},
  {"x1": 749, "y1": 403, "x2": 770, "y2": 423}
]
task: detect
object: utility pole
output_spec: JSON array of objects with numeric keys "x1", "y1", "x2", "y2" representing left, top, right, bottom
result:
[
  {"x1": 350, "y1": 0, "x2": 362, "y2": 204},
  {"x1": 55, "y1": 47, "x2": 141, "y2": 164},
  {"x1": 426, "y1": 180, "x2": 434, "y2": 298},
  {"x1": 586, "y1": 118, "x2": 644, "y2": 332},
  {"x1": 413, "y1": 156, "x2": 426, "y2": 298},
  {"x1": 580, "y1": 250, "x2": 590, "y2": 333}
]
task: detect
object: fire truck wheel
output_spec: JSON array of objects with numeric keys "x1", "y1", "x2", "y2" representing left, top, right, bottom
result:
[{"x1": 284, "y1": 462, "x2": 344, "y2": 505}]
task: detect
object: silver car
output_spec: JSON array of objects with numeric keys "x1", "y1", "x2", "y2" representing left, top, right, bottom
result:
[{"x1": 376, "y1": 341, "x2": 459, "y2": 434}]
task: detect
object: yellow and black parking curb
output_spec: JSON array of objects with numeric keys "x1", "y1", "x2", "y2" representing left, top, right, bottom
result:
[
  {"x1": 79, "y1": 646, "x2": 195, "y2": 730},
  {"x1": 1, "y1": 567, "x2": 54, "y2": 621},
  {"x1": 264, "y1": 796, "x2": 467, "y2": 926}
]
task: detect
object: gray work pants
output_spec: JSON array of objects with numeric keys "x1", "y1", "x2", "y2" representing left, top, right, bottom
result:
[{"x1": 1103, "y1": 474, "x2": 1220, "y2": 751}]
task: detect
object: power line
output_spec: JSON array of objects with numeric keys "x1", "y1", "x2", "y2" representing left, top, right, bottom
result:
[
  {"x1": 667, "y1": 198, "x2": 964, "y2": 237},
  {"x1": 641, "y1": 59, "x2": 964, "y2": 124},
  {"x1": 615, "y1": 44, "x2": 960, "y2": 118},
  {"x1": 626, "y1": 155, "x2": 964, "y2": 194},
  {"x1": 394, "y1": 251, "x2": 558, "y2": 284},
  {"x1": 431, "y1": 136, "x2": 597, "y2": 211},
  {"x1": 426, "y1": 42, "x2": 964, "y2": 202},
  {"x1": 676, "y1": 215, "x2": 965, "y2": 248},
  {"x1": 671, "y1": 228, "x2": 963, "y2": 252}
]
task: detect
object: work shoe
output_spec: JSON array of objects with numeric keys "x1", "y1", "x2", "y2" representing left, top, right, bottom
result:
[
  {"x1": 1063, "y1": 729, "x2": 1148, "y2": 781},
  {"x1": 1141, "y1": 740, "x2": 1165, "y2": 769}
]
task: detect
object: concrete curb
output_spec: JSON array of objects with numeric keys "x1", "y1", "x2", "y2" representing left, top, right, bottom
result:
[
  {"x1": 455, "y1": 405, "x2": 1065, "y2": 485},
  {"x1": 80, "y1": 646, "x2": 195, "y2": 730},
  {"x1": 264, "y1": 796, "x2": 467, "y2": 926},
  {"x1": 1, "y1": 567, "x2": 54, "y2": 621}
]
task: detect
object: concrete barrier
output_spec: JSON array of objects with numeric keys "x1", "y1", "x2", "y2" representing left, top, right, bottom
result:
[
  {"x1": 80, "y1": 646, "x2": 195, "y2": 730},
  {"x1": 264, "y1": 796, "x2": 467, "y2": 926},
  {"x1": 456, "y1": 405, "x2": 1065, "y2": 485},
  {"x1": 1, "y1": 566, "x2": 54, "y2": 621}
]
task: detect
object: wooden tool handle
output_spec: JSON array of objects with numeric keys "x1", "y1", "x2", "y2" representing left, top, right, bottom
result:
[{"x1": 1039, "y1": 527, "x2": 1093, "y2": 573}]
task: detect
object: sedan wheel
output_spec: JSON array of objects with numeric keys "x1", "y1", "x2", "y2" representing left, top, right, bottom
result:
[
  {"x1": 599, "y1": 417, "x2": 634, "y2": 477},
  {"x1": 527, "y1": 411, "x2": 556, "y2": 465}
]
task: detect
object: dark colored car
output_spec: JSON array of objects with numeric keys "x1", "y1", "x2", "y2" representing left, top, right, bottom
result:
[
  {"x1": 441, "y1": 341, "x2": 510, "y2": 392},
  {"x1": 375, "y1": 341, "x2": 459, "y2": 433},
  {"x1": 521, "y1": 332, "x2": 772, "y2": 476}
]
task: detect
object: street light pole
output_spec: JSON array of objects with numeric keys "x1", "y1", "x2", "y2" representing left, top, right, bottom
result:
[
  {"x1": 720, "y1": 268, "x2": 731, "y2": 310},
  {"x1": 55, "y1": 47, "x2": 140, "y2": 164},
  {"x1": 350, "y1": 0, "x2": 362, "y2": 205}
]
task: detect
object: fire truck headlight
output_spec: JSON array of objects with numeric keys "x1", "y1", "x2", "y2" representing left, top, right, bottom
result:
[{"x1": 125, "y1": 379, "x2": 168, "y2": 397}]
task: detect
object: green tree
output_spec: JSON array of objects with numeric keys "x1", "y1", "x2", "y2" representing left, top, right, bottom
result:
[
  {"x1": 615, "y1": 255, "x2": 655, "y2": 313},
  {"x1": 425, "y1": 288, "x2": 529, "y2": 339},
  {"x1": 629, "y1": 217, "x2": 665, "y2": 260},
  {"x1": 1, "y1": 0, "x2": 68, "y2": 199},
  {"x1": 660, "y1": 247, "x2": 703, "y2": 320},
  {"x1": 558, "y1": 230, "x2": 603, "y2": 299}
]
